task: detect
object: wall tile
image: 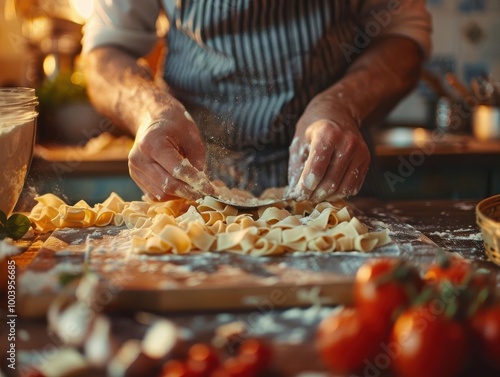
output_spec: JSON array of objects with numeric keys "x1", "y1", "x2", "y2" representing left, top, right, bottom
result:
[{"x1": 388, "y1": 1, "x2": 500, "y2": 124}]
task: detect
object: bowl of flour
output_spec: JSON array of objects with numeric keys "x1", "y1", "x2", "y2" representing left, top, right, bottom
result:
[{"x1": 0, "y1": 88, "x2": 38, "y2": 216}]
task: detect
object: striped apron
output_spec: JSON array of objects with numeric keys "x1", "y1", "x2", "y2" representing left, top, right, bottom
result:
[{"x1": 163, "y1": 0, "x2": 361, "y2": 195}]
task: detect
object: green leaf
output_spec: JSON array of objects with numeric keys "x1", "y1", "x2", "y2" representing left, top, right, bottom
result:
[
  {"x1": 36, "y1": 73, "x2": 89, "y2": 108},
  {"x1": 435, "y1": 248, "x2": 451, "y2": 269},
  {"x1": 5, "y1": 213, "x2": 32, "y2": 240},
  {"x1": 0, "y1": 211, "x2": 7, "y2": 227},
  {"x1": 413, "y1": 286, "x2": 435, "y2": 307},
  {"x1": 59, "y1": 272, "x2": 84, "y2": 287}
]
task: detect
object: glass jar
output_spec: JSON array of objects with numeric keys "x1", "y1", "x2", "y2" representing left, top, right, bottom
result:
[
  {"x1": 435, "y1": 97, "x2": 471, "y2": 135},
  {"x1": 0, "y1": 87, "x2": 38, "y2": 216}
]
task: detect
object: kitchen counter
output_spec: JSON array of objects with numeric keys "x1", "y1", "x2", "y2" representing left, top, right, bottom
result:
[
  {"x1": 373, "y1": 128, "x2": 500, "y2": 200},
  {"x1": 2, "y1": 198, "x2": 499, "y2": 377}
]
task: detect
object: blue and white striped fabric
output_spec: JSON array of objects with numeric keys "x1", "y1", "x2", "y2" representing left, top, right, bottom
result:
[{"x1": 164, "y1": 1, "x2": 358, "y2": 192}]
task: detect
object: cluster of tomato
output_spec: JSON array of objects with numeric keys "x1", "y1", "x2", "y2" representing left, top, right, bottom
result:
[
  {"x1": 159, "y1": 338, "x2": 272, "y2": 377},
  {"x1": 316, "y1": 254, "x2": 500, "y2": 377}
]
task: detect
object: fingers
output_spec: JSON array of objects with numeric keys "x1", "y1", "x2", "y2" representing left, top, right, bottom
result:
[
  {"x1": 129, "y1": 135, "x2": 212, "y2": 201},
  {"x1": 130, "y1": 168, "x2": 165, "y2": 201},
  {"x1": 307, "y1": 150, "x2": 350, "y2": 202},
  {"x1": 287, "y1": 137, "x2": 309, "y2": 197},
  {"x1": 289, "y1": 119, "x2": 370, "y2": 203},
  {"x1": 129, "y1": 151, "x2": 198, "y2": 200},
  {"x1": 151, "y1": 137, "x2": 214, "y2": 195},
  {"x1": 312, "y1": 155, "x2": 370, "y2": 203},
  {"x1": 290, "y1": 120, "x2": 336, "y2": 201},
  {"x1": 293, "y1": 121, "x2": 336, "y2": 201},
  {"x1": 181, "y1": 111, "x2": 207, "y2": 171},
  {"x1": 146, "y1": 121, "x2": 213, "y2": 195}
]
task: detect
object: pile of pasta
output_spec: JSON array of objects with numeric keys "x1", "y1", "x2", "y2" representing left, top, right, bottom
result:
[{"x1": 28, "y1": 192, "x2": 391, "y2": 255}]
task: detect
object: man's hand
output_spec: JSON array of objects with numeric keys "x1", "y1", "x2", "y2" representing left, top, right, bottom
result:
[
  {"x1": 288, "y1": 36, "x2": 425, "y2": 203},
  {"x1": 128, "y1": 106, "x2": 214, "y2": 201},
  {"x1": 288, "y1": 96, "x2": 370, "y2": 202}
]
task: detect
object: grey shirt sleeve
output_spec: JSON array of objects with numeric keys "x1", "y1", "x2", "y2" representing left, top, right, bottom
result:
[{"x1": 81, "y1": 0, "x2": 161, "y2": 57}]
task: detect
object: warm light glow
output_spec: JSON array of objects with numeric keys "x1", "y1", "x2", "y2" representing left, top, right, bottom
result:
[
  {"x1": 23, "y1": 17, "x2": 50, "y2": 43},
  {"x1": 3, "y1": 0, "x2": 17, "y2": 20},
  {"x1": 70, "y1": 0, "x2": 94, "y2": 20},
  {"x1": 413, "y1": 127, "x2": 430, "y2": 147},
  {"x1": 70, "y1": 71, "x2": 85, "y2": 86},
  {"x1": 43, "y1": 54, "x2": 57, "y2": 77},
  {"x1": 473, "y1": 105, "x2": 500, "y2": 141}
]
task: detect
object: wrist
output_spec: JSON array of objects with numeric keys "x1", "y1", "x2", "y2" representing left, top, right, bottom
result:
[
  {"x1": 136, "y1": 105, "x2": 197, "y2": 141},
  {"x1": 136, "y1": 97, "x2": 186, "y2": 136},
  {"x1": 303, "y1": 89, "x2": 362, "y2": 130}
]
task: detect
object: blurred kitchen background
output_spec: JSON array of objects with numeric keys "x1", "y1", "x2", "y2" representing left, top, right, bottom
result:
[{"x1": 1, "y1": 0, "x2": 499, "y2": 205}]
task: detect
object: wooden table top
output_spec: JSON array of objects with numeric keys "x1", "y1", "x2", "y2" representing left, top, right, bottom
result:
[{"x1": 3, "y1": 198, "x2": 499, "y2": 377}]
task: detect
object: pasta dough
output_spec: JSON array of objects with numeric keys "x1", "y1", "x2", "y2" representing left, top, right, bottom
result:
[{"x1": 28, "y1": 193, "x2": 391, "y2": 255}]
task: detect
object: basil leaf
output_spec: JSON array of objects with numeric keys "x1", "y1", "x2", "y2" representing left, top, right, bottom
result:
[
  {"x1": 6, "y1": 214, "x2": 32, "y2": 240},
  {"x1": 0, "y1": 211, "x2": 7, "y2": 227}
]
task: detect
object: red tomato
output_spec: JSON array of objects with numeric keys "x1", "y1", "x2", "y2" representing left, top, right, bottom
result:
[
  {"x1": 23, "y1": 371, "x2": 46, "y2": 377},
  {"x1": 209, "y1": 369, "x2": 229, "y2": 377},
  {"x1": 354, "y1": 258, "x2": 423, "y2": 333},
  {"x1": 452, "y1": 269, "x2": 499, "y2": 321},
  {"x1": 390, "y1": 305, "x2": 468, "y2": 377},
  {"x1": 424, "y1": 255, "x2": 471, "y2": 285},
  {"x1": 316, "y1": 306, "x2": 386, "y2": 374},
  {"x1": 161, "y1": 360, "x2": 199, "y2": 377},
  {"x1": 213, "y1": 357, "x2": 256, "y2": 377},
  {"x1": 237, "y1": 338, "x2": 272, "y2": 374},
  {"x1": 187, "y1": 343, "x2": 221, "y2": 375},
  {"x1": 468, "y1": 304, "x2": 500, "y2": 371}
]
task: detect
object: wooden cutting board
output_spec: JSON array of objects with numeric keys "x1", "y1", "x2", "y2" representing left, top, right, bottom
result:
[{"x1": 17, "y1": 203, "x2": 441, "y2": 318}]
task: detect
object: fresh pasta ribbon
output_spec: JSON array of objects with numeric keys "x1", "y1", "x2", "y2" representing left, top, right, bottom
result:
[
  {"x1": 28, "y1": 193, "x2": 392, "y2": 255},
  {"x1": 208, "y1": 220, "x2": 227, "y2": 235},
  {"x1": 58, "y1": 205, "x2": 97, "y2": 228},
  {"x1": 217, "y1": 227, "x2": 259, "y2": 254},
  {"x1": 98, "y1": 191, "x2": 126, "y2": 213},
  {"x1": 307, "y1": 234, "x2": 336, "y2": 253},
  {"x1": 197, "y1": 197, "x2": 238, "y2": 218},
  {"x1": 258, "y1": 207, "x2": 291, "y2": 225},
  {"x1": 175, "y1": 206, "x2": 204, "y2": 228},
  {"x1": 252, "y1": 237, "x2": 285, "y2": 256},
  {"x1": 157, "y1": 225, "x2": 191, "y2": 254},
  {"x1": 95, "y1": 208, "x2": 115, "y2": 226},
  {"x1": 29, "y1": 192, "x2": 126, "y2": 232},
  {"x1": 354, "y1": 234, "x2": 379, "y2": 252},
  {"x1": 147, "y1": 198, "x2": 193, "y2": 218},
  {"x1": 337, "y1": 237, "x2": 354, "y2": 251},
  {"x1": 185, "y1": 221, "x2": 216, "y2": 251}
]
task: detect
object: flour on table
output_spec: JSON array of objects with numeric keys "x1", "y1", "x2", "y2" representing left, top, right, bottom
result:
[
  {"x1": 0, "y1": 239, "x2": 20, "y2": 260},
  {"x1": 453, "y1": 202, "x2": 475, "y2": 211},
  {"x1": 429, "y1": 229, "x2": 483, "y2": 241}
]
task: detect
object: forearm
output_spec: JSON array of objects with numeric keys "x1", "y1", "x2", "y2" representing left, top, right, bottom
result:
[
  {"x1": 310, "y1": 36, "x2": 425, "y2": 128},
  {"x1": 83, "y1": 46, "x2": 179, "y2": 135}
]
